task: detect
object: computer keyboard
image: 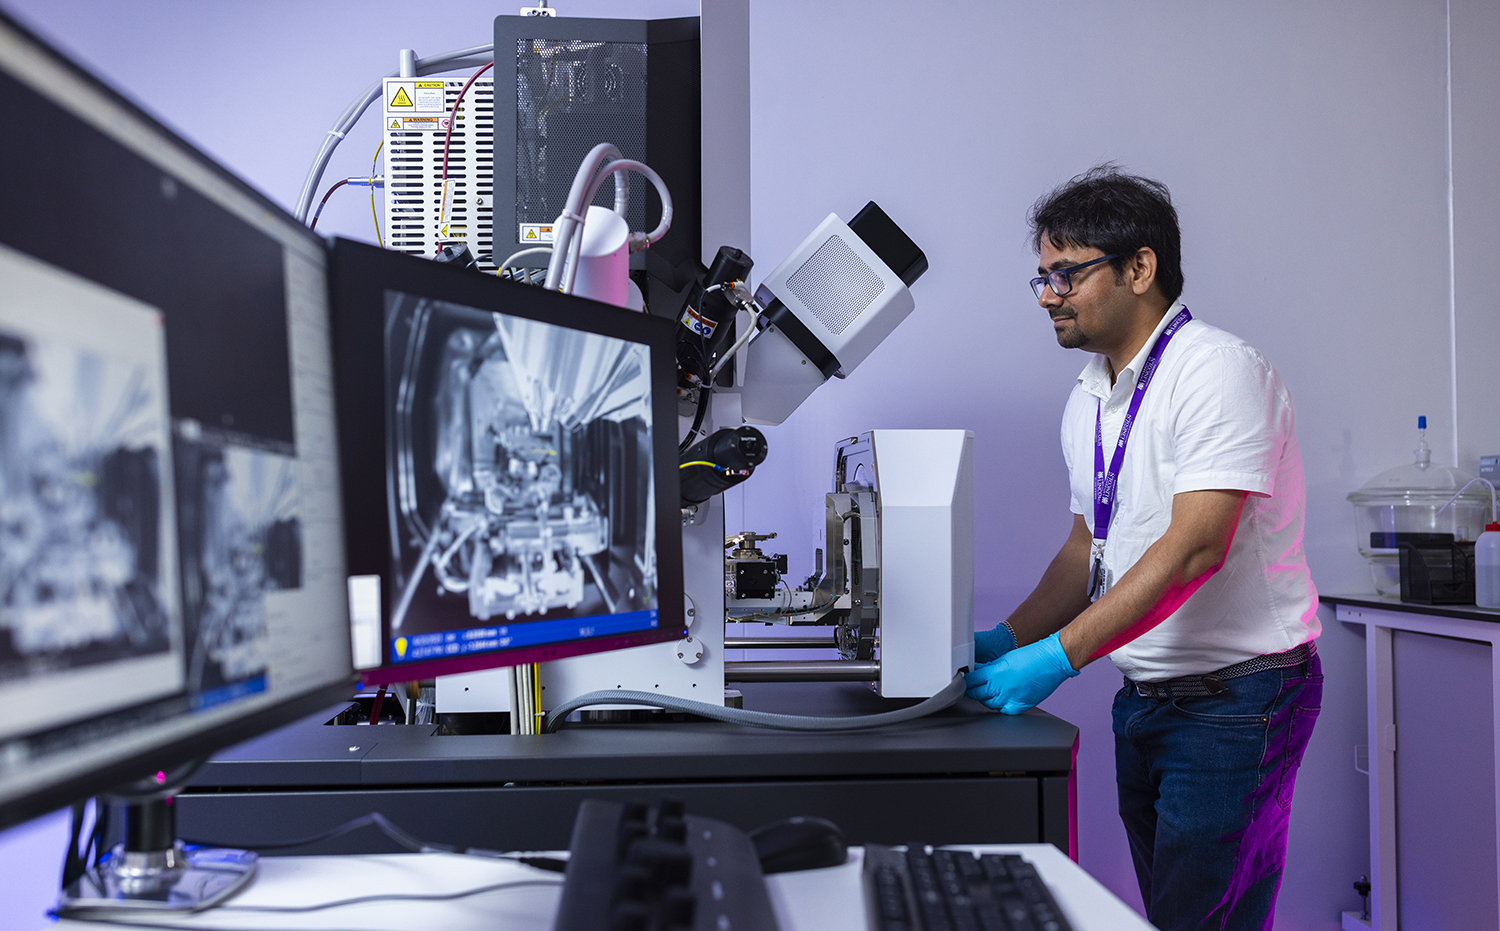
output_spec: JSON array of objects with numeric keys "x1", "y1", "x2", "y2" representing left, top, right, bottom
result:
[
  {"x1": 553, "y1": 798, "x2": 780, "y2": 931},
  {"x1": 862, "y1": 843, "x2": 1074, "y2": 931}
]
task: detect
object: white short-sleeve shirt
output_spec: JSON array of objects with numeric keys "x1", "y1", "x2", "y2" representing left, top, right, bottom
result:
[{"x1": 1061, "y1": 303, "x2": 1320, "y2": 681}]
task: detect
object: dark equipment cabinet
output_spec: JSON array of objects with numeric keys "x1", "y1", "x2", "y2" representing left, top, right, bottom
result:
[{"x1": 175, "y1": 683, "x2": 1079, "y2": 857}]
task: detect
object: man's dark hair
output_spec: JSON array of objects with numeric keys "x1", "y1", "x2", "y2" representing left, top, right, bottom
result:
[{"x1": 1027, "y1": 164, "x2": 1184, "y2": 304}]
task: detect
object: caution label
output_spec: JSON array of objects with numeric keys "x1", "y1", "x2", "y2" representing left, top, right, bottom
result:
[
  {"x1": 389, "y1": 119, "x2": 400, "y2": 130},
  {"x1": 519, "y1": 223, "x2": 556, "y2": 242},
  {"x1": 414, "y1": 81, "x2": 445, "y2": 111},
  {"x1": 385, "y1": 78, "x2": 447, "y2": 115},
  {"x1": 399, "y1": 118, "x2": 440, "y2": 132}
]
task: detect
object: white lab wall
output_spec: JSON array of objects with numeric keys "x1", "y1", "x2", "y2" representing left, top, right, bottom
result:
[
  {"x1": 1, "y1": 2, "x2": 1496, "y2": 928},
  {"x1": 1453, "y1": 0, "x2": 1500, "y2": 468}
]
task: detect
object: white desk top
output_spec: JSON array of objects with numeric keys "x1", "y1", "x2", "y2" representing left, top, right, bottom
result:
[{"x1": 49, "y1": 845, "x2": 1156, "y2": 931}]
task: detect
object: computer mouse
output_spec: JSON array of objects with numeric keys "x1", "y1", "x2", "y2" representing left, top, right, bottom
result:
[{"x1": 748, "y1": 816, "x2": 848, "y2": 873}]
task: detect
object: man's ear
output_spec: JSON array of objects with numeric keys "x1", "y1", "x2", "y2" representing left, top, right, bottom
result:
[{"x1": 1127, "y1": 247, "x2": 1158, "y2": 296}]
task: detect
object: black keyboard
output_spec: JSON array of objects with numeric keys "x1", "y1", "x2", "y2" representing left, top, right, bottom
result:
[
  {"x1": 862, "y1": 844, "x2": 1074, "y2": 931},
  {"x1": 553, "y1": 799, "x2": 780, "y2": 931}
]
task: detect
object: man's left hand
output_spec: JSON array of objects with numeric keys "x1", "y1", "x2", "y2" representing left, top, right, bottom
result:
[{"x1": 964, "y1": 631, "x2": 1080, "y2": 714}]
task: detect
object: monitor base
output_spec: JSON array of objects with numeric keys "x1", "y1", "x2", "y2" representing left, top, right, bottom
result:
[{"x1": 57, "y1": 843, "x2": 258, "y2": 917}]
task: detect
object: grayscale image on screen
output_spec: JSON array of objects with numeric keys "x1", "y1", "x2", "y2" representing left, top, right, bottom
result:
[
  {"x1": 173, "y1": 432, "x2": 301, "y2": 703},
  {"x1": 384, "y1": 293, "x2": 656, "y2": 640},
  {"x1": 0, "y1": 327, "x2": 173, "y2": 683}
]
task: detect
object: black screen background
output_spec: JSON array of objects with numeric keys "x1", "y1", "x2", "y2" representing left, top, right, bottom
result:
[{"x1": 0, "y1": 69, "x2": 295, "y2": 450}]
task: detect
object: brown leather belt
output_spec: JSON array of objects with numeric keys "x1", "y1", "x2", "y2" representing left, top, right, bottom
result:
[{"x1": 1130, "y1": 641, "x2": 1317, "y2": 700}]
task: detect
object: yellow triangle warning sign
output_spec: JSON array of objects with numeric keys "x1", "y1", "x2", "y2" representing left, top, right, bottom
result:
[
  {"x1": 389, "y1": 119, "x2": 400, "y2": 130},
  {"x1": 525, "y1": 229, "x2": 538, "y2": 240},
  {"x1": 390, "y1": 87, "x2": 413, "y2": 107}
]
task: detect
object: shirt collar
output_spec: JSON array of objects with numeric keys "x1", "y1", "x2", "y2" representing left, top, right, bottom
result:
[{"x1": 1076, "y1": 301, "x2": 1186, "y2": 401}]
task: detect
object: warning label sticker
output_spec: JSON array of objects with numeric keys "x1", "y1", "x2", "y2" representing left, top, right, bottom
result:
[
  {"x1": 680, "y1": 305, "x2": 717, "y2": 338},
  {"x1": 414, "y1": 81, "x2": 445, "y2": 111},
  {"x1": 389, "y1": 119, "x2": 401, "y2": 130},
  {"x1": 519, "y1": 223, "x2": 556, "y2": 243},
  {"x1": 385, "y1": 79, "x2": 446, "y2": 115},
  {"x1": 398, "y1": 118, "x2": 440, "y2": 132}
]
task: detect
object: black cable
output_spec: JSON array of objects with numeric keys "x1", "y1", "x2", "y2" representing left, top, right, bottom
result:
[
  {"x1": 61, "y1": 799, "x2": 88, "y2": 889},
  {"x1": 179, "y1": 810, "x2": 566, "y2": 873},
  {"x1": 214, "y1": 879, "x2": 563, "y2": 914},
  {"x1": 182, "y1": 812, "x2": 435, "y2": 853},
  {"x1": 679, "y1": 386, "x2": 710, "y2": 454},
  {"x1": 86, "y1": 798, "x2": 107, "y2": 869}
]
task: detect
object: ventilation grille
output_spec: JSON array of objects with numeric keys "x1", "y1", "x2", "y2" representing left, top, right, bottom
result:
[
  {"x1": 785, "y1": 235, "x2": 886, "y2": 336},
  {"x1": 383, "y1": 80, "x2": 495, "y2": 271},
  {"x1": 515, "y1": 39, "x2": 649, "y2": 236}
]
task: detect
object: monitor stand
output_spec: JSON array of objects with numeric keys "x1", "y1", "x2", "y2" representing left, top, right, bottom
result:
[{"x1": 56, "y1": 766, "x2": 257, "y2": 918}]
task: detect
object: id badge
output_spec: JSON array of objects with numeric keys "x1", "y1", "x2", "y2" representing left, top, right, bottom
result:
[{"x1": 1088, "y1": 545, "x2": 1112, "y2": 602}]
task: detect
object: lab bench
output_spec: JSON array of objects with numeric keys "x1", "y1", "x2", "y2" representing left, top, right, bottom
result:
[
  {"x1": 1326, "y1": 594, "x2": 1500, "y2": 931},
  {"x1": 172, "y1": 681, "x2": 1079, "y2": 858}
]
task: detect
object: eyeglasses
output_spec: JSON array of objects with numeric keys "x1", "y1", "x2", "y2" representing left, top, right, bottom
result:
[{"x1": 1030, "y1": 254, "x2": 1120, "y2": 300}]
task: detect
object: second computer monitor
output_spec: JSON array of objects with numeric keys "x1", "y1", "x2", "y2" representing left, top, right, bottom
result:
[{"x1": 327, "y1": 239, "x2": 685, "y2": 685}]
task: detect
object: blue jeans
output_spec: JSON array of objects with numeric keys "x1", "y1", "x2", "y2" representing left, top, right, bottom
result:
[{"x1": 1113, "y1": 653, "x2": 1322, "y2": 931}]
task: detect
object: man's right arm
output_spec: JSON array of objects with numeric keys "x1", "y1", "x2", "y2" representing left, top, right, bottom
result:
[{"x1": 1004, "y1": 513, "x2": 1095, "y2": 646}]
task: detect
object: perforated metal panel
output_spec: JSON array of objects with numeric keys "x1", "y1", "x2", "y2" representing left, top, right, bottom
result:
[
  {"x1": 382, "y1": 79, "x2": 495, "y2": 271},
  {"x1": 785, "y1": 235, "x2": 887, "y2": 336},
  {"x1": 493, "y1": 17, "x2": 700, "y2": 272},
  {"x1": 515, "y1": 39, "x2": 649, "y2": 239}
]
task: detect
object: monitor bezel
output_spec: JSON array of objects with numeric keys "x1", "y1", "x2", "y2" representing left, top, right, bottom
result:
[
  {"x1": 326, "y1": 238, "x2": 687, "y2": 686},
  {"x1": 0, "y1": 9, "x2": 355, "y2": 832}
]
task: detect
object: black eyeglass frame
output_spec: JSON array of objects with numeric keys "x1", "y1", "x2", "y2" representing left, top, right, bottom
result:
[{"x1": 1030, "y1": 253, "x2": 1121, "y2": 300}]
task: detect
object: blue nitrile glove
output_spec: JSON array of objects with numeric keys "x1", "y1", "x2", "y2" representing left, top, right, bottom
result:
[
  {"x1": 974, "y1": 624, "x2": 1017, "y2": 665},
  {"x1": 964, "y1": 631, "x2": 1080, "y2": 714}
]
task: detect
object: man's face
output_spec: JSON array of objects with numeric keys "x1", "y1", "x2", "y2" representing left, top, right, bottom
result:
[{"x1": 1035, "y1": 239, "x2": 1127, "y2": 352}]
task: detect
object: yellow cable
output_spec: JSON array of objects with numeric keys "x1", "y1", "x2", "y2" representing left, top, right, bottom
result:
[
  {"x1": 370, "y1": 140, "x2": 384, "y2": 248},
  {"x1": 680, "y1": 461, "x2": 720, "y2": 469},
  {"x1": 530, "y1": 663, "x2": 543, "y2": 731}
]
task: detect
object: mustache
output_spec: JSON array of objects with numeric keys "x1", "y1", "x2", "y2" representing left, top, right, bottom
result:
[{"x1": 1049, "y1": 307, "x2": 1075, "y2": 321}]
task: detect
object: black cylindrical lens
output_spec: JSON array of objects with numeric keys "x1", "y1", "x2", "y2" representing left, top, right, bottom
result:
[{"x1": 679, "y1": 426, "x2": 767, "y2": 507}]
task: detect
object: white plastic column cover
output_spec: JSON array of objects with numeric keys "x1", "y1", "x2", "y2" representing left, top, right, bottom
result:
[
  {"x1": 563, "y1": 205, "x2": 631, "y2": 309},
  {"x1": 740, "y1": 322, "x2": 826, "y2": 425},
  {"x1": 870, "y1": 429, "x2": 975, "y2": 698}
]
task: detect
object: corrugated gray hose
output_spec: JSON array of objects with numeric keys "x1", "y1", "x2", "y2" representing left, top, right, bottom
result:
[{"x1": 541, "y1": 672, "x2": 966, "y2": 734}]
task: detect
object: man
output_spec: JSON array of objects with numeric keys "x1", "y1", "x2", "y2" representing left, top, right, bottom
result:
[{"x1": 966, "y1": 166, "x2": 1321, "y2": 931}]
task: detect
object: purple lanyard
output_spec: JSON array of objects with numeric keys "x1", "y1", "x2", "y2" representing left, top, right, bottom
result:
[{"x1": 1092, "y1": 307, "x2": 1192, "y2": 546}]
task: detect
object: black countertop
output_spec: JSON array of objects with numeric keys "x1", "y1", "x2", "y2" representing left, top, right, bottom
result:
[
  {"x1": 192, "y1": 681, "x2": 1079, "y2": 789},
  {"x1": 1322, "y1": 593, "x2": 1500, "y2": 624}
]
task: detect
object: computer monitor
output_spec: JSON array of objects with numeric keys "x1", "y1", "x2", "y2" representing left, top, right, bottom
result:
[
  {"x1": 0, "y1": 11, "x2": 353, "y2": 833},
  {"x1": 326, "y1": 238, "x2": 686, "y2": 687}
]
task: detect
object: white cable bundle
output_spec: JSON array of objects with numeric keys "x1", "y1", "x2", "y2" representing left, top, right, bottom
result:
[{"x1": 540, "y1": 143, "x2": 674, "y2": 303}]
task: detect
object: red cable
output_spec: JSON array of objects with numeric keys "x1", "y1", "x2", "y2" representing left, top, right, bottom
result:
[
  {"x1": 309, "y1": 178, "x2": 350, "y2": 231},
  {"x1": 436, "y1": 61, "x2": 495, "y2": 251},
  {"x1": 368, "y1": 686, "x2": 387, "y2": 725}
]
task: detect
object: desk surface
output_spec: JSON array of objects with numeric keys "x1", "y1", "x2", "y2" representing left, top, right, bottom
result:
[
  {"x1": 194, "y1": 681, "x2": 1079, "y2": 788},
  {"x1": 49, "y1": 846, "x2": 1157, "y2": 931}
]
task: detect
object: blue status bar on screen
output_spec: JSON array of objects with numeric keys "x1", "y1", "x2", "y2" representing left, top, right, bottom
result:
[{"x1": 391, "y1": 609, "x2": 659, "y2": 664}]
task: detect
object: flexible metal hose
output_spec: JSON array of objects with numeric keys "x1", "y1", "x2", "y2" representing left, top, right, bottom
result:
[{"x1": 541, "y1": 672, "x2": 965, "y2": 734}]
